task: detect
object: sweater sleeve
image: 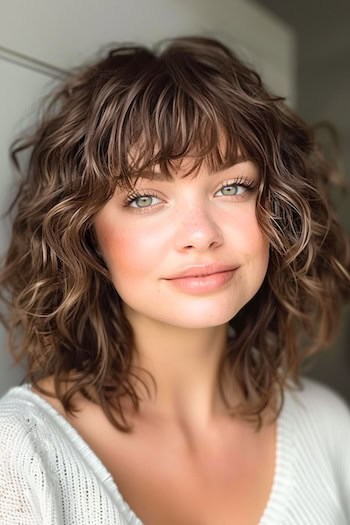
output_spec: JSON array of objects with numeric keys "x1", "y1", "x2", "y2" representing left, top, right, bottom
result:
[
  {"x1": 0, "y1": 410, "x2": 63, "y2": 525},
  {"x1": 331, "y1": 390, "x2": 350, "y2": 520},
  {"x1": 302, "y1": 378, "x2": 350, "y2": 520},
  {"x1": 0, "y1": 414, "x2": 42, "y2": 524}
]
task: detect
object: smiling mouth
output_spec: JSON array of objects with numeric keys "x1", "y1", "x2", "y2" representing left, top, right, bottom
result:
[
  {"x1": 167, "y1": 264, "x2": 238, "y2": 280},
  {"x1": 186, "y1": 270, "x2": 229, "y2": 278},
  {"x1": 165, "y1": 268, "x2": 238, "y2": 293}
]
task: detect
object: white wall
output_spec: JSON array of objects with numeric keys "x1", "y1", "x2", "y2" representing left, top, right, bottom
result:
[
  {"x1": 0, "y1": 0, "x2": 296, "y2": 101},
  {"x1": 0, "y1": 0, "x2": 295, "y2": 395},
  {"x1": 0, "y1": 62, "x2": 58, "y2": 393}
]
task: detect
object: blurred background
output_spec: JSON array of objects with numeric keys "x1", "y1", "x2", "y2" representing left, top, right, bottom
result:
[
  {"x1": 256, "y1": 0, "x2": 350, "y2": 232},
  {"x1": 256, "y1": 0, "x2": 350, "y2": 402},
  {"x1": 0, "y1": 0, "x2": 349, "y2": 401}
]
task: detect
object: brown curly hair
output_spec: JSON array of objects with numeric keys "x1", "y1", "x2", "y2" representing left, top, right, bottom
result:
[{"x1": 1, "y1": 36, "x2": 349, "y2": 431}]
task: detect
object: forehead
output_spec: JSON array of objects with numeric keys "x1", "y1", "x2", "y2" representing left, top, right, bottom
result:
[
  {"x1": 122, "y1": 143, "x2": 252, "y2": 185},
  {"x1": 113, "y1": 130, "x2": 259, "y2": 192},
  {"x1": 145, "y1": 153, "x2": 250, "y2": 178}
]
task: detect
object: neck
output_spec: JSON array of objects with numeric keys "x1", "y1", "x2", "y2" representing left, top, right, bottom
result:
[{"x1": 124, "y1": 307, "x2": 240, "y2": 433}]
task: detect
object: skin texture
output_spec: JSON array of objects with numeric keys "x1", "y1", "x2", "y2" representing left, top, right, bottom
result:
[{"x1": 94, "y1": 158, "x2": 270, "y2": 433}]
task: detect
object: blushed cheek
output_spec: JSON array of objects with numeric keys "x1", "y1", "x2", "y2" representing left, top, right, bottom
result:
[
  {"x1": 101, "y1": 233, "x2": 134, "y2": 278},
  {"x1": 99, "y1": 228, "x2": 156, "y2": 287}
]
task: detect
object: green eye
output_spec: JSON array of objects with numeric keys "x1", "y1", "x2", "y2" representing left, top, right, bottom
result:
[
  {"x1": 221, "y1": 185, "x2": 239, "y2": 195},
  {"x1": 217, "y1": 184, "x2": 247, "y2": 196},
  {"x1": 125, "y1": 192, "x2": 161, "y2": 209},
  {"x1": 132, "y1": 196, "x2": 153, "y2": 208}
]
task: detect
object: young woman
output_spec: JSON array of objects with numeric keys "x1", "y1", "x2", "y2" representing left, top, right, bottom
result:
[{"x1": 0, "y1": 36, "x2": 349, "y2": 525}]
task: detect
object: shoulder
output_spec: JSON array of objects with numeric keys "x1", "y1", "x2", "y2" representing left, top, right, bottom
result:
[
  {"x1": 285, "y1": 376, "x2": 350, "y2": 449},
  {"x1": 0, "y1": 386, "x2": 36, "y2": 441},
  {"x1": 0, "y1": 384, "x2": 66, "y2": 476},
  {"x1": 282, "y1": 377, "x2": 350, "y2": 519},
  {"x1": 0, "y1": 386, "x2": 134, "y2": 523},
  {"x1": 0, "y1": 385, "x2": 50, "y2": 464},
  {"x1": 289, "y1": 376, "x2": 350, "y2": 419},
  {"x1": 0, "y1": 386, "x2": 54, "y2": 523}
]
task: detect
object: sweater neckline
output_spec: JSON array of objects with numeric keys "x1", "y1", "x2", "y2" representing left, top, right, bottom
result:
[{"x1": 13, "y1": 383, "x2": 296, "y2": 524}]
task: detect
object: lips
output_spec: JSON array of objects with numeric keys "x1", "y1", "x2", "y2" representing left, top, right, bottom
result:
[
  {"x1": 166, "y1": 264, "x2": 237, "y2": 279},
  {"x1": 165, "y1": 265, "x2": 238, "y2": 294}
]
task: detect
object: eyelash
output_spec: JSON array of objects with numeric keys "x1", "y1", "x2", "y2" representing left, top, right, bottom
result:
[{"x1": 123, "y1": 178, "x2": 257, "y2": 211}]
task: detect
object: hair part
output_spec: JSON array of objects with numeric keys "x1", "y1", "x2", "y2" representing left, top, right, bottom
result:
[{"x1": 1, "y1": 36, "x2": 349, "y2": 432}]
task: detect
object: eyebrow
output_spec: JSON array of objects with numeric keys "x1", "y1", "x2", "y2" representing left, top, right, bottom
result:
[{"x1": 138, "y1": 155, "x2": 253, "y2": 181}]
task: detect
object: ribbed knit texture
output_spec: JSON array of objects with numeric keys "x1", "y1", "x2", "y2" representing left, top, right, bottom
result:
[{"x1": 0, "y1": 377, "x2": 349, "y2": 524}]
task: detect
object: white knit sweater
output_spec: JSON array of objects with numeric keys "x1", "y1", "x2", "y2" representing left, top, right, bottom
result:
[{"x1": 0, "y1": 377, "x2": 349, "y2": 525}]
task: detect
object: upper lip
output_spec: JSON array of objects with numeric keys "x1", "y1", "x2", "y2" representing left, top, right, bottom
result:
[{"x1": 166, "y1": 264, "x2": 238, "y2": 279}]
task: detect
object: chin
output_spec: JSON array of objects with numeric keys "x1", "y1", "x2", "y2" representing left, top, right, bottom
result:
[
  {"x1": 151, "y1": 306, "x2": 241, "y2": 330},
  {"x1": 122, "y1": 290, "x2": 255, "y2": 331}
]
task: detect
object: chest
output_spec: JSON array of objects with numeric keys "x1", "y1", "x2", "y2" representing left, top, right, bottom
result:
[
  {"x1": 79, "y1": 416, "x2": 276, "y2": 525},
  {"x1": 110, "y1": 455, "x2": 274, "y2": 525}
]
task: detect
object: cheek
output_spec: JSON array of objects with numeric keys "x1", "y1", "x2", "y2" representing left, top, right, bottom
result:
[
  {"x1": 248, "y1": 223, "x2": 270, "y2": 275},
  {"x1": 233, "y1": 215, "x2": 270, "y2": 283},
  {"x1": 229, "y1": 210, "x2": 269, "y2": 256},
  {"x1": 95, "y1": 221, "x2": 160, "y2": 282},
  {"x1": 248, "y1": 220, "x2": 269, "y2": 259}
]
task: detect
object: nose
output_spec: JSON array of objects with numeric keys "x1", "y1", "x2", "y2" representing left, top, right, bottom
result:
[{"x1": 174, "y1": 203, "x2": 224, "y2": 253}]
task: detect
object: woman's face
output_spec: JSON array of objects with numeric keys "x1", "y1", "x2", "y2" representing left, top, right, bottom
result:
[{"x1": 94, "y1": 158, "x2": 269, "y2": 329}]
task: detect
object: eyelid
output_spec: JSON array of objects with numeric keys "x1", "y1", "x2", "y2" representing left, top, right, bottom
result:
[
  {"x1": 221, "y1": 177, "x2": 255, "y2": 186},
  {"x1": 216, "y1": 177, "x2": 257, "y2": 191}
]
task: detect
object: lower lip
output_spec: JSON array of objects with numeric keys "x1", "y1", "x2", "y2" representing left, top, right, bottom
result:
[{"x1": 166, "y1": 269, "x2": 237, "y2": 294}]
